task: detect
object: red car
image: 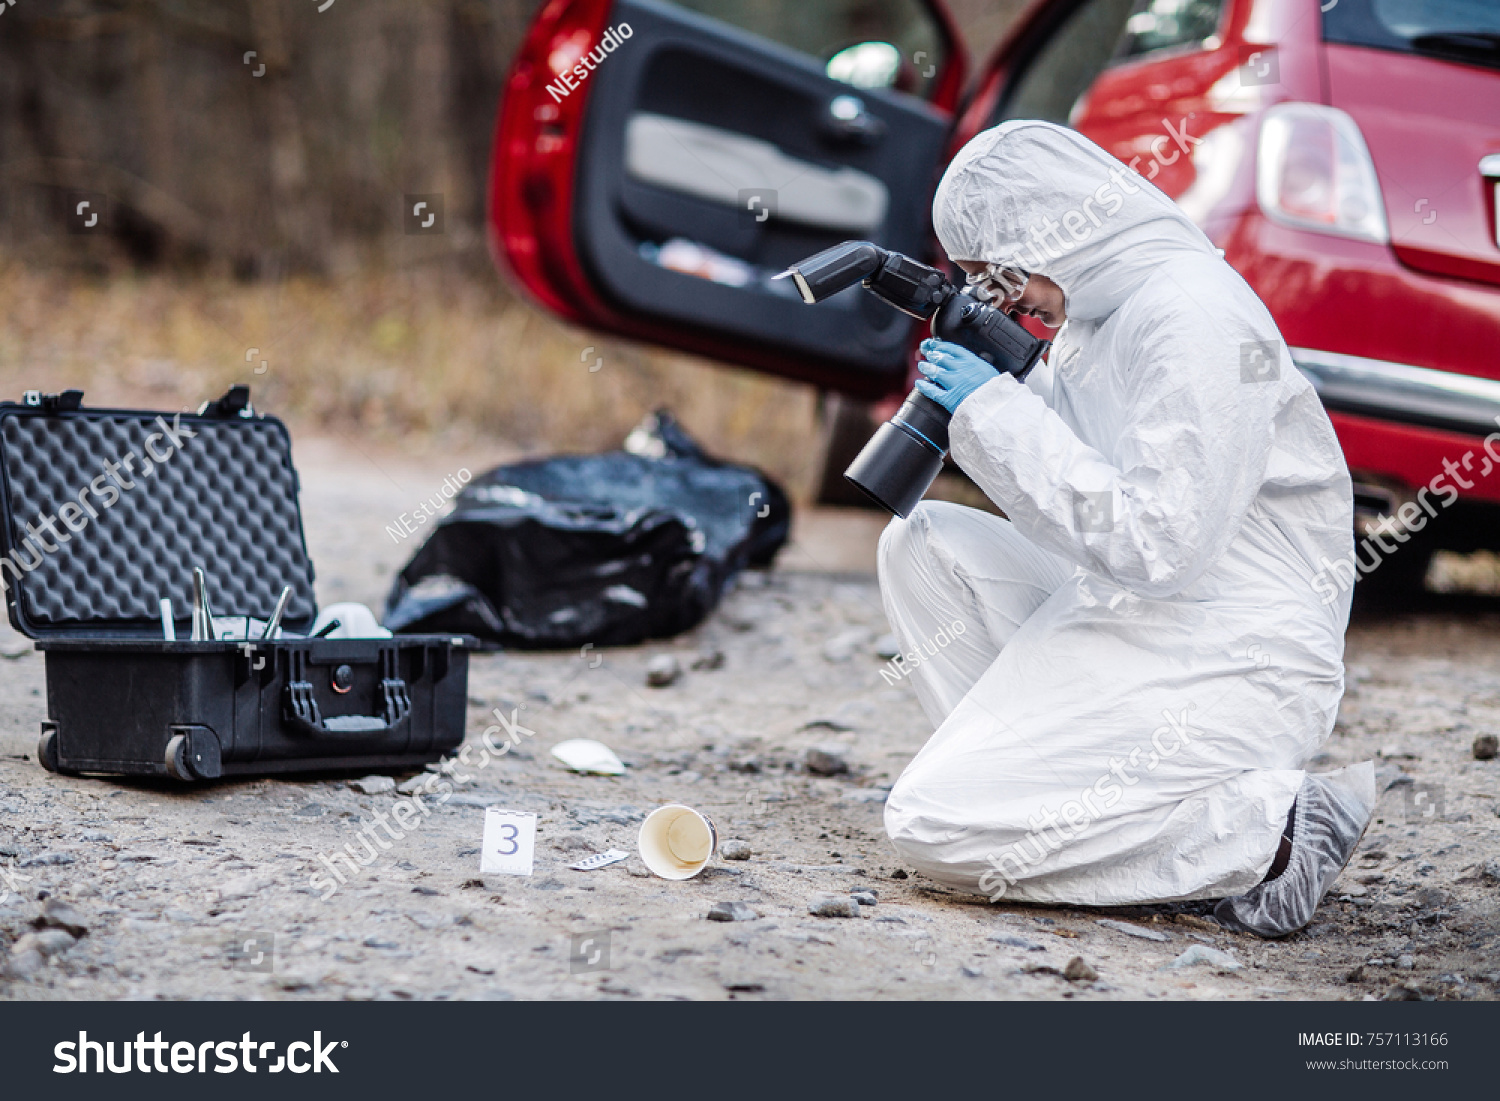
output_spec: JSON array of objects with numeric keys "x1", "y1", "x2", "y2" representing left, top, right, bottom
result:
[{"x1": 490, "y1": 0, "x2": 1500, "y2": 582}]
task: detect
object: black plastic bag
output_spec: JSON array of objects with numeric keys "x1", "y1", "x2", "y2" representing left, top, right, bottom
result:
[{"x1": 384, "y1": 411, "x2": 790, "y2": 648}]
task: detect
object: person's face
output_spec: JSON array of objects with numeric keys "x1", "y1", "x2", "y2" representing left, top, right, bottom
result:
[{"x1": 954, "y1": 260, "x2": 1067, "y2": 329}]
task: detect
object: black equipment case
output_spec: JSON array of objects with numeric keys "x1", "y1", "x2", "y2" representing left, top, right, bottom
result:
[{"x1": 0, "y1": 387, "x2": 471, "y2": 781}]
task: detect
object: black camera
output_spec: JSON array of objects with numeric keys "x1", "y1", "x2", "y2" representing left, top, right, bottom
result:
[{"x1": 781, "y1": 241, "x2": 1048, "y2": 517}]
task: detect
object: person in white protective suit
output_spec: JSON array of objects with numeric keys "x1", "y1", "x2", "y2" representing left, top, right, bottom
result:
[{"x1": 878, "y1": 120, "x2": 1376, "y2": 937}]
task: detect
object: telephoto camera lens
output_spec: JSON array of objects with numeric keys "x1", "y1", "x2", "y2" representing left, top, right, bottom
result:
[{"x1": 843, "y1": 390, "x2": 950, "y2": 518}]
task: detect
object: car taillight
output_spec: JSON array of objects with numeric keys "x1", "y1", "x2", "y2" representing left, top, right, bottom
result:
[{"x1": 1256, "y1": 103, "x2": 1388, "y2": 244}]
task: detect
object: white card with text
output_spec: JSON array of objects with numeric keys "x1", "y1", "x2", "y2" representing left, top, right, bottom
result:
[{"x1": 480, "y1": 808, "x2": 537, "y2": 876}]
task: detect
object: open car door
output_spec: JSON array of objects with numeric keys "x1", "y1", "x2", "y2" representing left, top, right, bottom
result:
[{"x1": 490, "y1": 0, "x2": 965, "y2": 399}]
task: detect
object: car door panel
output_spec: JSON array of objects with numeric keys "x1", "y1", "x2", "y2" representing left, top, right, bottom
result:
[{"x1": 568, "y1": 0, "x2": 950, "y2": 391}]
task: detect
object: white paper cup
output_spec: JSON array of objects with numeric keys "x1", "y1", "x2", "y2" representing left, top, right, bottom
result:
[{"x1": 638, "y1": 804, "x2": 719, "y2": 880}]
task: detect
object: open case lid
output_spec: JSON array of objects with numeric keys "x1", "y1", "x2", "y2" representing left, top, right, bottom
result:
[{"x1": 0, "y1": 386, "x2": 317, "y2": 639}]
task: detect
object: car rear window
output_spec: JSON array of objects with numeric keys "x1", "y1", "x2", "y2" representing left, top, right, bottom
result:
[{"x1": 1324, "y1": 0, "x2": 1500, "y2": 72}]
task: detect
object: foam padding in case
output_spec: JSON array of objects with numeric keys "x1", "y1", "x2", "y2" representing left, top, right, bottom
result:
[{"x1": 0, "y1": 409, "x2": 316, "y2": 635}]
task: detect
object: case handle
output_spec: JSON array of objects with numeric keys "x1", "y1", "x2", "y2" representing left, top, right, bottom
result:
[
  {"x1": 23, "y1": 390, "x2": 84, "y2": 413},
  {"x1": 283, "y1": 650, "x2": 411, "y2": 737},
  {"x1": 198, "y1": 384, "x2": 253, "y2": 419}
]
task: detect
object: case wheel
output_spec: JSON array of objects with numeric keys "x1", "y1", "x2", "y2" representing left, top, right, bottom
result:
[
  {"x1": 164, "y1": 734, "x2": 194, "y2": 782},
  {"x1": 38, "y1": 728, "x2": 60, "y2": 774}
]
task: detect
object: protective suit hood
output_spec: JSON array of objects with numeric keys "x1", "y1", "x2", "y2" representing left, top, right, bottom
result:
[{"x1": 932, "y1": 120, "x2": 1218, "y2": 321}]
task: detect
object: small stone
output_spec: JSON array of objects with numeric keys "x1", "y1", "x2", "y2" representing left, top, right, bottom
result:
[
  {"x1": 720, "y1": 839, "x2": 753, "y2": 861},
  {"x1": 1172, "y1": 914, "x2": 1223, "y2": 933},
  {"x1": 1063, "y1": 957, "x2": 1098, "y2": 982},
  {"x1": 1396, "y1": 954, "x2": 1416, "y2": 970},
  {"x1": 1482, "y1": 861, "x2": 1500, "y2": 884},
  {"x1": 1342, "y1": 884, "x2": 1368, "y2": 897},
  {"x1": 991, "y1": 934, "x2": 1045, "y2": 951},
  {"x1": 37, "y1": 898, "x2": 88, "y2": 938},
  {"x1": 805, "y1": 745, "x2": 849, "y2": 777},
  {"x1": 802, "y1": 717, "x2": 855, "y2": 733},
  {"x1": 645, "y1": 654, "x2": 682, "y2": 688},
  {"x1": 960, "y1": 965, "x2": 983, "y2": 978},
  {"x1": 851, "y1": 890, "x2": 878, "y2": 906},
  {"x1": 1473, "y1": 734, "x2": 1499, "y2": 760},
  {"x1": 3, "y1": 948, "x2": 43, "y2": 979},
  {"x1": 707, "y1": 901, "x2": 758, "y2": 922},
  {"x1": 1022, "y1": 962, "x2": 1062, "y2": 976},
  {"x1": 1416, "y1": 887, "x2": 1450, "y2": 908},
  {"x1": 292, "y1": 803, "x2": 326, "y2": 817},
  {"x1": 691, "y1": 649, "x2": 725, "y2": 672},
  {"x1": 79, "y1": 831, "x2": 113, "y2": 843},
  {"x1": 116, "y1": 851, "x2": 156, "y2": 863},
  {"x1": 890, "y1": 869, "x2": 908, "y2": 880},
  {"x1": 808, "y1": 892, "x2": 861, "y2": 918},
  {"x1": 18, "y1": 852, "x2": 74, "y2": 868},
  {"x1": 218, "y1": 875, "x2": 272, "y2": 902},
  {"x1": 363, "y1": 937, "x2": 401, "y2": 950},
  {"x1": 822, "y1": 628, "x2": 871, "y2": 663},
  {"x1": 397, "y1": 775, "x2": 431, "y2": 795},
  {"x1": 351, "y1": 775, "x2": 396, "y2": 795},
  {"x1": 727, "y1": 756, "x2": 761, "y2": 774},
  {"x1": 1097, "y1": 918, "x2": 1169, "y2": 942},
  {"x1": 873, "y1": 633, "x2": 902, "y2": 660},
  {"x1": 1164, "y1": 945, "x2": 1241, "y2": 971},
  {"x1": 273, "y1": 969, "x2": 325, "y2": 992},
  {"x1": 14, "y1": 929, "x2": 75, "y2": 958}
]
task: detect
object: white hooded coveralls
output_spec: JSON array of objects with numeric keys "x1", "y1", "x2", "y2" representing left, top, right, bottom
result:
[{"x1": 880, "y1": 122, "x2": 1354, "y2": 905}]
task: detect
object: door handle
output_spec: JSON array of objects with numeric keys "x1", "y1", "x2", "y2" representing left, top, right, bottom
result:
[{"x1": 824, "y1": 94, "x2": 886, "y2": 145}]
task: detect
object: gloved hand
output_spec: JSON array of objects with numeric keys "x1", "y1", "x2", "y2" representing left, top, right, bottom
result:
[{"x1": 915, "y1": 339, "x2": 1003, "y2": 415}]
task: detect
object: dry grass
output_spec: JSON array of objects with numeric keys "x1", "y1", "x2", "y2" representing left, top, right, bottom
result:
[{"x1": 0, "y1": 262, "x2": 824, "y2": 497}]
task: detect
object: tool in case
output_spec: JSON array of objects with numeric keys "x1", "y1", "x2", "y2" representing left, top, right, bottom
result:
[{"x1": 0, "y1": 386, "x2": 471, "y2": 781}]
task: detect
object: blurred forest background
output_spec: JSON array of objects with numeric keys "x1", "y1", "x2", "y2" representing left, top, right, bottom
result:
[{"x1": 0, "y1": 0, "x2": 1026, "y2": 492}]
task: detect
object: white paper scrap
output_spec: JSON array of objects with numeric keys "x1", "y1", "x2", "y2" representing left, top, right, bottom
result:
[
  {"x1": 550, "y1": 739, "x2": 626, "y2": 775},
  {"x1": 570, "y1": 849, "x2": 630, "y2": 871}
]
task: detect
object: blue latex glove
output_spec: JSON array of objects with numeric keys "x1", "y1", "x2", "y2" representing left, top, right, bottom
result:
[{"x1": 914, "y1": 339, "x2": 1002, "y2": 414}]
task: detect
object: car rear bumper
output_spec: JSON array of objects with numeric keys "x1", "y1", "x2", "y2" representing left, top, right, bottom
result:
[
  {"x1": 1213, "y1": 209, "x2": 1500, "y2": 510},
  {"x1": 1291, "y1": 347, "x2": 1500, "y2": 439}
]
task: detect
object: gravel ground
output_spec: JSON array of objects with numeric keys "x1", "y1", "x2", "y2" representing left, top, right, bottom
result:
[{"x1": 0, "y1": 439, "x2": 1496, "y2": 1001}]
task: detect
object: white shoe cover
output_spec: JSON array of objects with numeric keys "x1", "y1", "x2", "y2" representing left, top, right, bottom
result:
[{"x1": 1214, "y1": 761, "x2": 1376, "y2": 938}]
